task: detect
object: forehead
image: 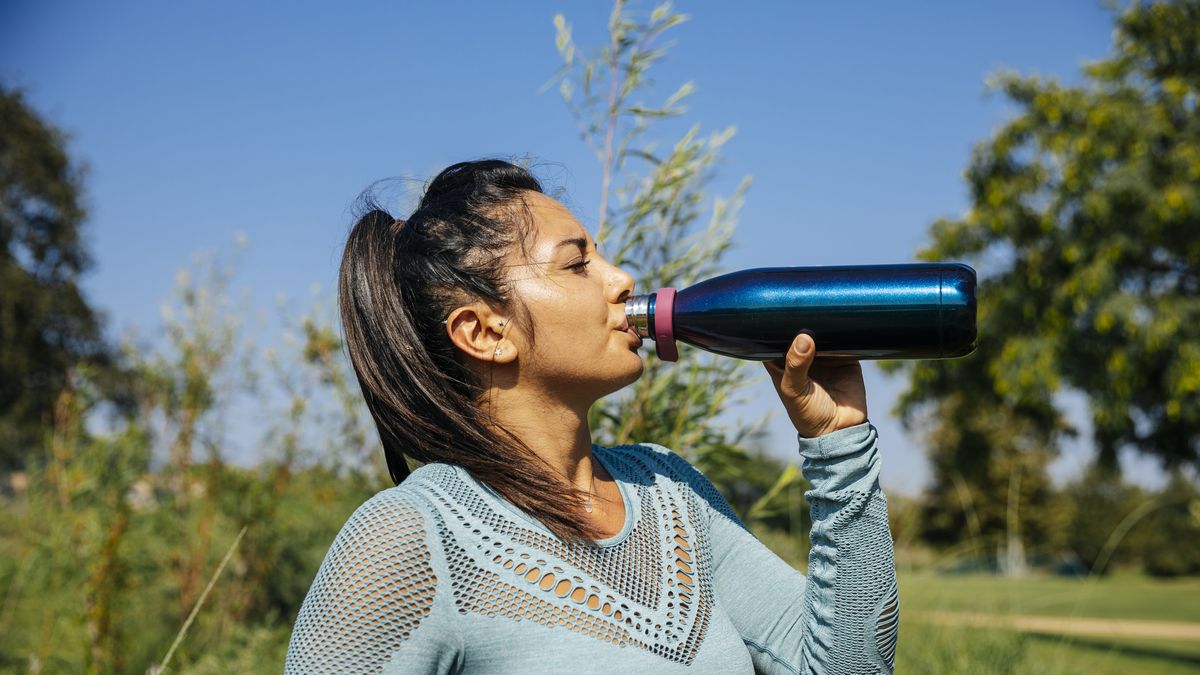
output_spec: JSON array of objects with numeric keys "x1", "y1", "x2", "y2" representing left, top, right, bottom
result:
[{"x1": 522, "y1": 192, "x2": 591, "y2": 246}]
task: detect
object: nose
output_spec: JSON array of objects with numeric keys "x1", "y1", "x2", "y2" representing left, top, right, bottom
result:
[{"x1": 609, "y1": 263, "x2": 636, "y2": 305}]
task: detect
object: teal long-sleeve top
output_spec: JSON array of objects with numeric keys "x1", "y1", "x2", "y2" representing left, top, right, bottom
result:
[{"x1": 285, "y1": 421, "x2": 898, "y2": 674}]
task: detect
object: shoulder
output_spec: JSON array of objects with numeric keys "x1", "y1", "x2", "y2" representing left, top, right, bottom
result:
[
  {"x1": 601, "y1": 440, "x2": 697, "y2": 481},
  {"x1": 599, "y1": 441, "x2": 743, "y2": 525},
  {"x1": 601, "y1": 440, "x2": 710, "y2": 488},
  {"x1": 326, "y1": 481, "x2": 440, "y2": 572},
  {"x1": 299, "y1": 468, "x2": 458, "y2": 620},
  {"x1": 324, "y1": 462, "x2": 470, "y2": 565},
  {"x1": 343, "y1": 462, "x2": 460, "y2": 532},
  {"x1": 288, "y1": 469, "x2": 459, "y2": 671}
]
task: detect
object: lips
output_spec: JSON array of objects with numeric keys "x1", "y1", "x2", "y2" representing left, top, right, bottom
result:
[{"x1": 615, "y1": 316, "x2": 642, "y2": 348}]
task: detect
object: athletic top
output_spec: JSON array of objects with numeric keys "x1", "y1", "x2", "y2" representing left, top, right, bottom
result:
[{"x1": 285, "y1": 421, "x2": 897, "y2": 674}]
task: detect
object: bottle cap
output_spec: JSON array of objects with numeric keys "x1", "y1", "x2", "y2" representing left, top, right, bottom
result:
[{"x1": 654, "y1": 287, "x2": 678, "y2": 362}]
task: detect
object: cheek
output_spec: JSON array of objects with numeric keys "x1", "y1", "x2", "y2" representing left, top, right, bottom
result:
[{"x1": 517, "y1": 281, "x2": 608, "y2": 350}]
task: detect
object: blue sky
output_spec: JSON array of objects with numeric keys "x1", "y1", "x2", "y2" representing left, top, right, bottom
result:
[{"x1": 3, "y1": 1, "x2": 1160, "y2": 492}]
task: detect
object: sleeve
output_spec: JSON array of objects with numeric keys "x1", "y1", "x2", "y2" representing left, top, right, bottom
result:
[
  {"x1": 702, "y1": 422, "x2": 898, "y2": 675},
  {"x1": 284, "y1": 489, "x2": 463, "y2": 675}
]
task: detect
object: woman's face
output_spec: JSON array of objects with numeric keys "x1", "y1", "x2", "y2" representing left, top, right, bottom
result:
[{"x1": 502, "y1": 191, "x2": 644, "y2": 405}]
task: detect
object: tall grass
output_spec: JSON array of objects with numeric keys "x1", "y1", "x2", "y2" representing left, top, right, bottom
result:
[{"x1": 0, "y1": 249, "x2": 381, "y2": 673}]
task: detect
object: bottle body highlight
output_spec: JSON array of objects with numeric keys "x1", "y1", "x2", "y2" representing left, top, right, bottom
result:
[{"x1": 625, "y1": 263, "x2": 977, "y2": 362}]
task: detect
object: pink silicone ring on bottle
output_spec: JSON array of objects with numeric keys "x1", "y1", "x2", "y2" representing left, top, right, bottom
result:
[{"x1": 654, "y1": 287, "x2": 678, "y2": 362}]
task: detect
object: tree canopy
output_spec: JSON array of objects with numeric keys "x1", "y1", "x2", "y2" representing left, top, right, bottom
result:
[
  {"x1": 887, "y1": 0, "x2": 1199, "y2": 468},
  {"x1": 881, "y1": 0, "x2": 1199, "y2": 554},
  {"x1": 0, "y1": 85, "x2": 132, "y2": 470}
]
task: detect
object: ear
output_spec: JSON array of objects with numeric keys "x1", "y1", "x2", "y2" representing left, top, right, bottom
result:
[{"x1": 445, "y1": 303, "x2": 516, "y2": 364}]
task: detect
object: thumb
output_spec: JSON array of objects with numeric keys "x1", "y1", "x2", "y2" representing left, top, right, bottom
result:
[{"x1": 784, "y1": 331, "x2": 816, "y2": 387}]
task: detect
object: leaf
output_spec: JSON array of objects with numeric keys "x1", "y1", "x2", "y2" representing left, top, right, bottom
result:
[{"x1": 747, "y1": 464, "x2": 801, "y2": 522}]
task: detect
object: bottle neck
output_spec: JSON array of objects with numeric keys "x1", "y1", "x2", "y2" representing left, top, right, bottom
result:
[{"x1": 625, "y1": 294, "x2": 653, "y2": 339}]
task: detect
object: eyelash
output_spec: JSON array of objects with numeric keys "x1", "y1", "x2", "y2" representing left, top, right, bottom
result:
[{"x1": 568, "y1": 258, "x2": 592, "y2": 273}]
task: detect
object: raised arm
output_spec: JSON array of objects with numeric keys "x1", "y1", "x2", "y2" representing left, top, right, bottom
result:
[
  {"x1": 703, "y1": 421, "x2": 897, "y2": 674},
  {"x1": 702, "y1": 329, "x2": 897, "y2": 673}
]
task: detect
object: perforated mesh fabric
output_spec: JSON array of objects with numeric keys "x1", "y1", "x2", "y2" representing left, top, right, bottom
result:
[
  {"x1": 285, "y1": 422, "x2": 897, "y2": 674},
  {"x1": 415, "y1": 448, "x2": 717, "y2": 665},
  {"x1": 636, "y1": 443, "x2": 745, "y2": 528},
  {"x1": 874, "y1": 580, "x2": 900, "y2": 670},
  {"x1": 826, "y1": 491, "x2": 898, "y2": 675},
  {"x1": 286, "y1": 491, "x2": 435, "y2": 673}
]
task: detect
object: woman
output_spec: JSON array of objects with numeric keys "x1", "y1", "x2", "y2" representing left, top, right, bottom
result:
[{"x1": 285, "y1": 160, "x2": 898, "y2": 674}]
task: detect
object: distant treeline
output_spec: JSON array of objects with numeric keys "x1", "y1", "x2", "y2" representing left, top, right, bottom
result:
[{"x1": 3, "y1": 0, "x2": 1199, "y2": 671}]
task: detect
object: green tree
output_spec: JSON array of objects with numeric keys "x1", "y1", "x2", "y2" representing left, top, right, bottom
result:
[
  {"x1": 548, "y1": 1, "x2": 797, "y2": 516},
  {"x1": 883, "y1": 0, "x2": 1200, "y2": 556},
  {"x1": 0, "y1": 85, "x2": 133, "y2": 470},
  {"x1": 1057, "y1": 463, "x2": 1144, "y2": 574},
  {"x1": 1139, "y1": 473, "x2": 1200, "y2": 576}
]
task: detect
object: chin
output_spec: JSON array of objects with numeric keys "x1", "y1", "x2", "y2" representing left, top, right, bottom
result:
[
  {"x1": 614, "y1": 352, "x2": 645, "y2": 388},
  {"x1": 587, "y1": 353, "x2": 644, "y2": 400}
]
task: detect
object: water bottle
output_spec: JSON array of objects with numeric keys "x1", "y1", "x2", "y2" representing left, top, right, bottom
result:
[{"x1": 625, "y1": 263, "x2": 977, "y2": 361}]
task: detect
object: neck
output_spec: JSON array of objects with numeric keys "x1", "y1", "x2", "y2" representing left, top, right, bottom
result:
[{"x1": 484, "y1": 383, "x2": 599, "y2": 490}]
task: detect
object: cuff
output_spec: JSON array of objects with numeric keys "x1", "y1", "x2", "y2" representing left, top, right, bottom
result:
[
  {"x1": 796, "y1": 421, "x2": 880, "y2": 495},
  {"x1": 796, "y1": 420, "x2": 875, "y2": 460}
]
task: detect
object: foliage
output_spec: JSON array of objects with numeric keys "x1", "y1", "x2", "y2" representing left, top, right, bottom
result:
[
  {"x1": 5, "y1": 3, "x2": 1200, "y2": 673},
  {"x1": 882, "y1": 0, "x2": 1200, "y2": 559},
  {"x1": 912, "y1": 397, "x2": 1062, "y2": 570},
  {"x1": 549, "y1": 1, "x2": 785, "y2": 518},
  {"x1": 0, "y1": 249, "x2": 377, "y2": 673},
  {"x1": 1056, "y1": 463, "x2": 1145, "y2": 574},
  {"x1": 0, "y1": 85, "x2": 135, "y2": 471},
  {"x1": 1139, "y1": 473, "x2": 1200, "y2": 576}
]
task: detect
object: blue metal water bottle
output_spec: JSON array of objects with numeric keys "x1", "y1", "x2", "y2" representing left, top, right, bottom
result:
[{"x1": 624, "y1": 263, "x2": 977, "y2": 361}]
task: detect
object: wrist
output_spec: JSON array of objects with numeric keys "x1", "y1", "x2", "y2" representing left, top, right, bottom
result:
[
  {"x1": 796, "y1": 416, "x2": 868, "y2": 439},
  {"x1": 796, "y1": 420, "x2": 875, "y2": 459}
]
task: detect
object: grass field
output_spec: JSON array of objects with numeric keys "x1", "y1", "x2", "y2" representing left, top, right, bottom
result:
[{"x1": 897, "y1": 573, "x2": 1200, "y2": 674}]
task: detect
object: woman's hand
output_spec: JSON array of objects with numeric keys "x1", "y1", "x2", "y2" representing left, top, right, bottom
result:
[{"x1": 762, "y1": 331, "x2": 868, "y2": 438}]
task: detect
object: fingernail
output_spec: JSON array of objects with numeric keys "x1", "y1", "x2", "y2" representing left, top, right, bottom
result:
[{"x1": 794, "y1": 337, "x2": 811, "y2": 355}]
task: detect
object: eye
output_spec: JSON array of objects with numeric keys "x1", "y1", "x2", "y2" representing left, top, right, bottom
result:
[{"x1": 568, "y1": 258, "x2": 592, "y2": 273}]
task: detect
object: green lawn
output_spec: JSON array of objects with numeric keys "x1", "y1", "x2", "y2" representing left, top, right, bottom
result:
[
  {"x1": 900, "y1": 572, "x2": 1200, "y2": 623},
  {"x1": 895, "y1": 573, "x2": 1200, "y2": 674}
]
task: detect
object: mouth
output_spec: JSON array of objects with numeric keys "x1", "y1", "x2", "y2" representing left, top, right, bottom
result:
[
  {"x1": 615, "y1": 315, "x2": 643, "y2": 349},
  {"x1": 619, "y1": 325, "x2": 643, "y2": 347}
]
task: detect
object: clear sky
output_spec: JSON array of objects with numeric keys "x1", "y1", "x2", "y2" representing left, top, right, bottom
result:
[{"x1": 3, "y1": 1, "x2": 1159, "y2": 492}]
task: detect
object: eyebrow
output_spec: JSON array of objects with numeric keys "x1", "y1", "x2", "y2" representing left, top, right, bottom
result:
[{"x1": 554, "y1": 236, "x2": 589, "y2": 252}]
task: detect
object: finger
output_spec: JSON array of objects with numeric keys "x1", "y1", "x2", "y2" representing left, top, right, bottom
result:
[
  {"x1": 808, "y1": 357, "x2": 858, "y2": 380},
  {"x1": 784, "y1": 332, "x2": 816, "y2": 385},
  {"x1": 762, "y1": 358, "x2": 785, "y2": 393}
]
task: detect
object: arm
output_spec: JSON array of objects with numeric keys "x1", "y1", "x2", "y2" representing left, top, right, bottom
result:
[
  {"x1": 705, "y1": 421, "x2": 898, "y2": 675},
  {"x1": 705, "y1": 329, "x2": 895, "y2": 673},
  {"x1": 285, "y1": 489, "x2": 462, "y2": 675}
]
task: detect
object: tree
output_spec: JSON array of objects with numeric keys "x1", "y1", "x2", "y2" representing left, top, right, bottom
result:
[
  {"x1": 1139, "y1": 472, "x2": 1200, "y2": 576},
  {"x1": 0, "y1": 85, "x2": 133, "y2": 470},
  {"x1": 883, "y1": 0, "x2": 1199, "y2": 553},
  {"x1": 1057, "y1": 463, "x2": 1144, "y2": 574},
  {"x1": 548, "y1": 2, "x2": 798, "y2": 515}
]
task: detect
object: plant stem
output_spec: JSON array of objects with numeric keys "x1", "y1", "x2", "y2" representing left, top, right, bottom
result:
[{"x1": 153, "y1": 524, "x2": 248, "y2": 674}]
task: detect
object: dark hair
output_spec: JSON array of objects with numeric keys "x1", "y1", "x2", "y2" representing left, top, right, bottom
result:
[{"x1": 338, "y1": 159, "x2": 602, "y2": 542}]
